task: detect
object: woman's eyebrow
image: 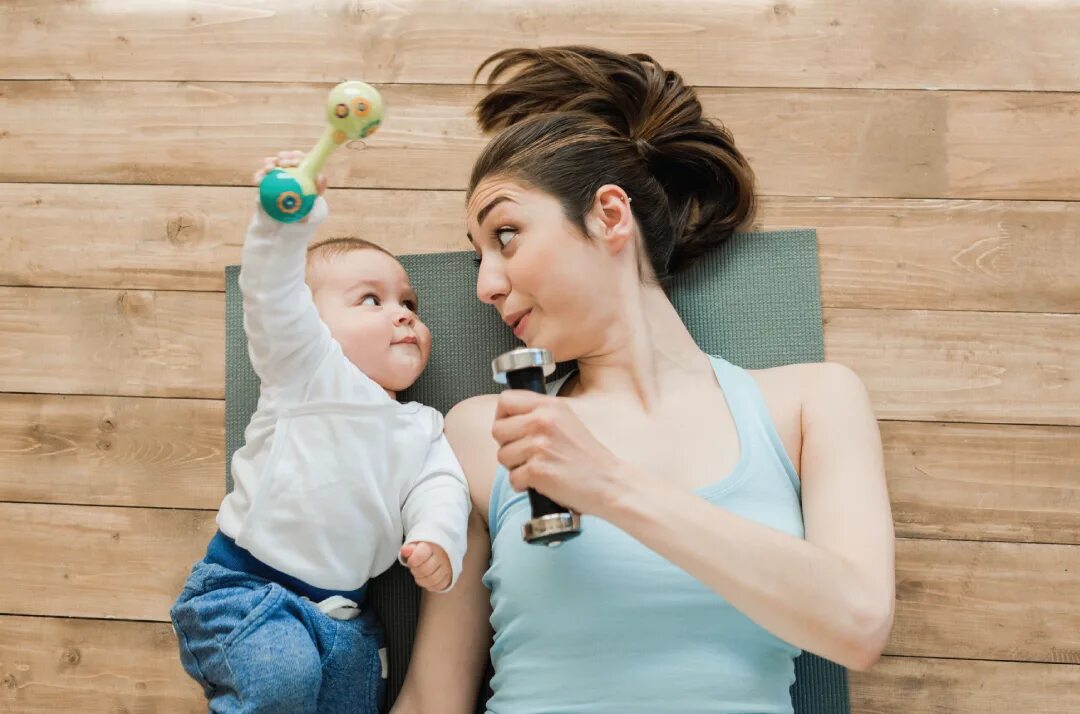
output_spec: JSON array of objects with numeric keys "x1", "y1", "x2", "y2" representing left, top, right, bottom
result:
[{"x1": 466, "y1": 195, "x2": 516, "y2": 242}]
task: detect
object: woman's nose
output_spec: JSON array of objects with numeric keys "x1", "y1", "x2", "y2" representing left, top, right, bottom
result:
[{"x1": 476, "y1": 258, "x2": 509, "y2": 305}]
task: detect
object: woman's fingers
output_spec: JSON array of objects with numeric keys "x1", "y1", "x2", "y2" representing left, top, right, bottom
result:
[
  {"x1": 491, "y1": 412, "x2": 532, "y2": 446},
  {"x1": 495, "y1": 389, "x2": 548, "y2": 420}
]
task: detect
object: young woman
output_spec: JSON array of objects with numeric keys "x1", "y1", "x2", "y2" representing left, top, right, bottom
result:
[{"x1": 392, "y1": 46, "x2": 894, "y2": 714}]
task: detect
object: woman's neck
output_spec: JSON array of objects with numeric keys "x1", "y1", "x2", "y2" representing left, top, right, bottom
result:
[{"x1": 571, "y1": 283, "x2": 708, "y2": 411}]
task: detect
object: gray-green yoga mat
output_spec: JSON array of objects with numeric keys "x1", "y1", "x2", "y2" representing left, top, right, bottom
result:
[{"x1": 225, "y1": 228, "x2": 849, "y2": 714}]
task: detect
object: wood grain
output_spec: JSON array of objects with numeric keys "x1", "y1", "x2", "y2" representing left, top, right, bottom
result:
[
  {"x1": 824, "y1": 308, "x2": 1080, "y2": 426},
  {"x1": 2, "y1": 503, "x2": 1077, "y2": 665},
  {"x1": 0, "y1": 503, "x2": 215, "y2": 622},
  {"x1": 2, "y1": 82, "x2": 1078, "y2": 200},
  {"x1": 0, "y1": 287, "x2": 223, "y2": 399},
  {"x1": 882, "y1": 421, "x2": 1080, "y2": 545},
  {"x1": 4, "y1": 394, "x2": 1075, "y2": 546},
  {"x1": 4, "y1": 286, "x2": 1077, "y2": 425},
  {"x1": 0, "y1": 393, "x2": 224, "y2": 510},
  {"x1": 4, "y1": 614, "x2": 1079, "y2": 714},
  {"x1": 889, "y1": 539, "x2": 1080, "y2": 664},
  {"x1": 3, "y1": 1, "x2": 1079, "y2": 92},
  {"x1": 851, "y1": 656, "x2": 1080, "y2": 714},
  {"x1": 4, "y1": 184, "x2": 1078, "y2": 313},
  {"x1": 0, "y1": 615, "x2": 202, "y2": 713}
]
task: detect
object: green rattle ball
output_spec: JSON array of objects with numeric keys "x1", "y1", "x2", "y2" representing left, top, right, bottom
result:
[{"x1": 259, "y1": 81, "x2": 384, "y2": 223}]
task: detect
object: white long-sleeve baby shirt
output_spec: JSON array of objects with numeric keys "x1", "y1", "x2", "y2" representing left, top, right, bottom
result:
[{"x1": 217, "y1": 197, "x2": 470, "y2": 592}]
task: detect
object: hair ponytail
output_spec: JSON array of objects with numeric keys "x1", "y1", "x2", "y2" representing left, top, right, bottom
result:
[{"x1": 471, "y1": 46, "x2": 755, "y2": 282}]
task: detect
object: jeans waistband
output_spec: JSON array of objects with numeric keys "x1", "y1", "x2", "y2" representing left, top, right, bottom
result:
[{"x1": 205, "y1": 531, "x2": 368, "y2": 604}]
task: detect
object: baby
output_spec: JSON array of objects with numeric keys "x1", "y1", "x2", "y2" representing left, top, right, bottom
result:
[{"x1": 170, "y1": 151, "x2": 470, "y2": 714}]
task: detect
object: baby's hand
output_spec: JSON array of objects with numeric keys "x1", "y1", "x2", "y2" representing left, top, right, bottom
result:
[
  {"x1": 400, "y1": 541, "x2": 452, "y2": 593},
  {"x1": 252, "y1": 150, "x2": 328, "y2": 221}
]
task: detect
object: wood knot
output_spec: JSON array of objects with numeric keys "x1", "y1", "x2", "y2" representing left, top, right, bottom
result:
[
  {"x1": 59, "y1": 647, "x2": 81, "y2": 666},
  {"x1": 100, "y1": 418, "x2": 116, "y2": 432},
  {"x1": 116, "y1": 291, "x2": 150, "y2": 317},
  {"x1": 165, "y1": 213, "x2": 202, "y2": 246}
]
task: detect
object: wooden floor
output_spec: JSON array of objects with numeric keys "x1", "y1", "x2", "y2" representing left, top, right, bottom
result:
[{"x1": 2, "y1": 1, "x2": 1078, "y2": 711}]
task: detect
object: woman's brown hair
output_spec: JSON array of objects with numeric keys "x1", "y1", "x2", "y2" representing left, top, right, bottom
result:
[{"x1": 469, "y1": 46, "x2": 755, "y2": 284}]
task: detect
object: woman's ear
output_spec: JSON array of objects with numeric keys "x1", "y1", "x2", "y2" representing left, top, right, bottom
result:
[{"x1": 588, "y1": 184, "x2": 635, "y2": 256}]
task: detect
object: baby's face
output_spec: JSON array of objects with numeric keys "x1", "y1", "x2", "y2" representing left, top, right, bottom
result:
[{"x1": 309, "y1": 249, "x2": 432, "y2": 395}]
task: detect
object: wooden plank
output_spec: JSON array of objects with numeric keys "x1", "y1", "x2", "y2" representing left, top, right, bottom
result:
[
  {"x1": 4, "y1": 392, "x2": 1074, "y2": 546},
  {"x1": 888, "y1": 539, "x2": 1080, "y2": 664},
  {"x1": 2, "y1": 1, "x2": 1079, "y2": 92},
  {"x1": 825, "y1": 308, "x2": 1080, "y2": 426},
  {"x1": 0, "y1": 287, "x2": 223, "y2": 399},
  {"x1": 0, "y1": 184, "x2": 465, "y2": 293},
  {"x1": 883, "y1": 421, "x2": 1080, "y2": 546},
  {"x1": 851, "y1": 656, "x2": 1080, "y2": 714},
  {"x1": 4, "y1": 183, "x2": 1078, "y2": 313},
  {"x1": 0, "y1": 615, "x2": 202, "y2": 713},
  {"x1": 3, "y1": 82, "x2": 1079, "y2": 200},
  {"x1": 6, "y1": 617, "x2": 1079, "y2": 714},
  {"x1": 5, "y1": 285, "x2": 1077, "y2": 425},
  {"x1": 0, "y1": 503, "x2": 215, "y2": 622},
  {"x1": 2, "y1": 503, "x2": 1078, "y2": 665},
  {"x1": 764, "y1": 196, "x2": 1080, "y2": 314},
  {"x1": 0, "y1": 393, "x2": 224, "y2": 510}
]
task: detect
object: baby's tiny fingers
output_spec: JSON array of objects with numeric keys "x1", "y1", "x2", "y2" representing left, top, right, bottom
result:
[
  {"x1": 406, "y1": 542, "x2": 433, "y2": 567},
  {"x1": 421, "y1": 572, "x2": 451, "y2": 592},
  {"x1": 412, "y1": 555, "x2": 442, "y2": 579}
]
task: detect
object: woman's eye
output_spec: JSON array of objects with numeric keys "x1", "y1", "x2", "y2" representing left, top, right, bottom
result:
[
  {"x1": 359, "y1": 295, "x2": 379, "y2": 306},
  {"x1": 496, "y1": 228, "x2": 517, "y2": 248}
]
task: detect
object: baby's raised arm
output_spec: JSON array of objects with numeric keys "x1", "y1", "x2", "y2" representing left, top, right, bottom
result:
[{"x1": 239, "y1": 152, "x2": 332, "y2": 388}]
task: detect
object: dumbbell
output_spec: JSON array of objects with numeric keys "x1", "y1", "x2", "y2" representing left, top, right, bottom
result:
[{"x1": 492, "y1": 347, "x2": 583, "y2": 547}]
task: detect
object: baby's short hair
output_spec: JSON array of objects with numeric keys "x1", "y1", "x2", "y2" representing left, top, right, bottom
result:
[
  {"x1": 305, "y1": 237, "x2": 397, "y2": 288},
  {"x1": 307, "y1": 236, "x2": 394, "y2": 263}
]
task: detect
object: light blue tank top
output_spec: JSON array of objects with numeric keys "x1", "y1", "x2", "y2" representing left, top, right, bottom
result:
[{"x1": 483, "y1": 355, "x2": 804, "y2": 714}]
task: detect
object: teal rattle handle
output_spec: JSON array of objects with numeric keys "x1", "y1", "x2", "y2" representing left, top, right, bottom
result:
[{"x1": 259, "y1": 81, "x2": 384, "y2": 223}]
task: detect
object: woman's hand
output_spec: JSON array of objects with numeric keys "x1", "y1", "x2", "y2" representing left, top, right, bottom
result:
[{"x1": 492, "y1": 390, "x2": 628, "y2": 516}]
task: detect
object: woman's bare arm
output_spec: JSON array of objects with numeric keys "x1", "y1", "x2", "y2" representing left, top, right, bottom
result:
[
  {"x1": 604, "y1": 363, "x2": 895, "y2": 670},
  {"x1": 391, "y1": 396, "x2": 500, "y2": 714},
  {"x1": 391, "y1": 510, "x2": 492, "y2": 714}
]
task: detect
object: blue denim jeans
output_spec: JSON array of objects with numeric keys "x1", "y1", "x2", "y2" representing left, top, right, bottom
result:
[{"x1": 170, "y1": 560, "x2": 386, "y2": 713}]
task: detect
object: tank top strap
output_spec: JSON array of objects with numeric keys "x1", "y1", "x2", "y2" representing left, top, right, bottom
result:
[
  {"x1": 487, "y1": 371, "x2": 576, "y2": 537},
  {"x1": 707, "y1": 355, "x2": 801, "y2": 495}
]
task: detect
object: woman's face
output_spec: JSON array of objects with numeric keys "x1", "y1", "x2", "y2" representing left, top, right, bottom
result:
[{"x1": 465, "y1": 177, "x2": 633, "y2": 362}]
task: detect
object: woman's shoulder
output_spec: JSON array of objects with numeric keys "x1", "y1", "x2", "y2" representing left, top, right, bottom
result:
[
  {"x1": 746, "y1": 360, "x2": 870, "y2": 425},
  {"x1": 445, "y1": 394, "x2": 501, "y2": 516},
  {"x1": 737, "y1": 361, "x2": 868, "y2": 469}
]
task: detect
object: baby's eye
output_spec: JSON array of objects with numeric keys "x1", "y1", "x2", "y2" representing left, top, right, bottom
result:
[
  {"x1": 404, "y1": 300, "x2": 419, "y2": 312},
  {"x1": 358, "y1": 294, "x2": 380, "y2": 307},
  {"x1": 496, "y1": 228, "x2": 517, "y2": 248}
]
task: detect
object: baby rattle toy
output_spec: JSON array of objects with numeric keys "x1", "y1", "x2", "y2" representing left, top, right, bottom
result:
[
  {"x1": 259, "y1": 81, "x2": 384, "y2": 222},
  {"x1": 492, "y1": 347, "x2": 583, "y2": 547}
]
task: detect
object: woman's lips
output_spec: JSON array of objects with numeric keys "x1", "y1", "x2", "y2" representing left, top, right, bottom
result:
[{"x1": 512, "y1": 311, "x2": 531, "y2": 339}]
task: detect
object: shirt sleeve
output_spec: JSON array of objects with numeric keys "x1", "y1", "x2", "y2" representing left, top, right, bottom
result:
[
  {"x1": 399, "y1": 431, "x2": 472, "y2": 592},
  {"x1": 238, "y1": 196, "x2": 332, "y2": 388}
]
